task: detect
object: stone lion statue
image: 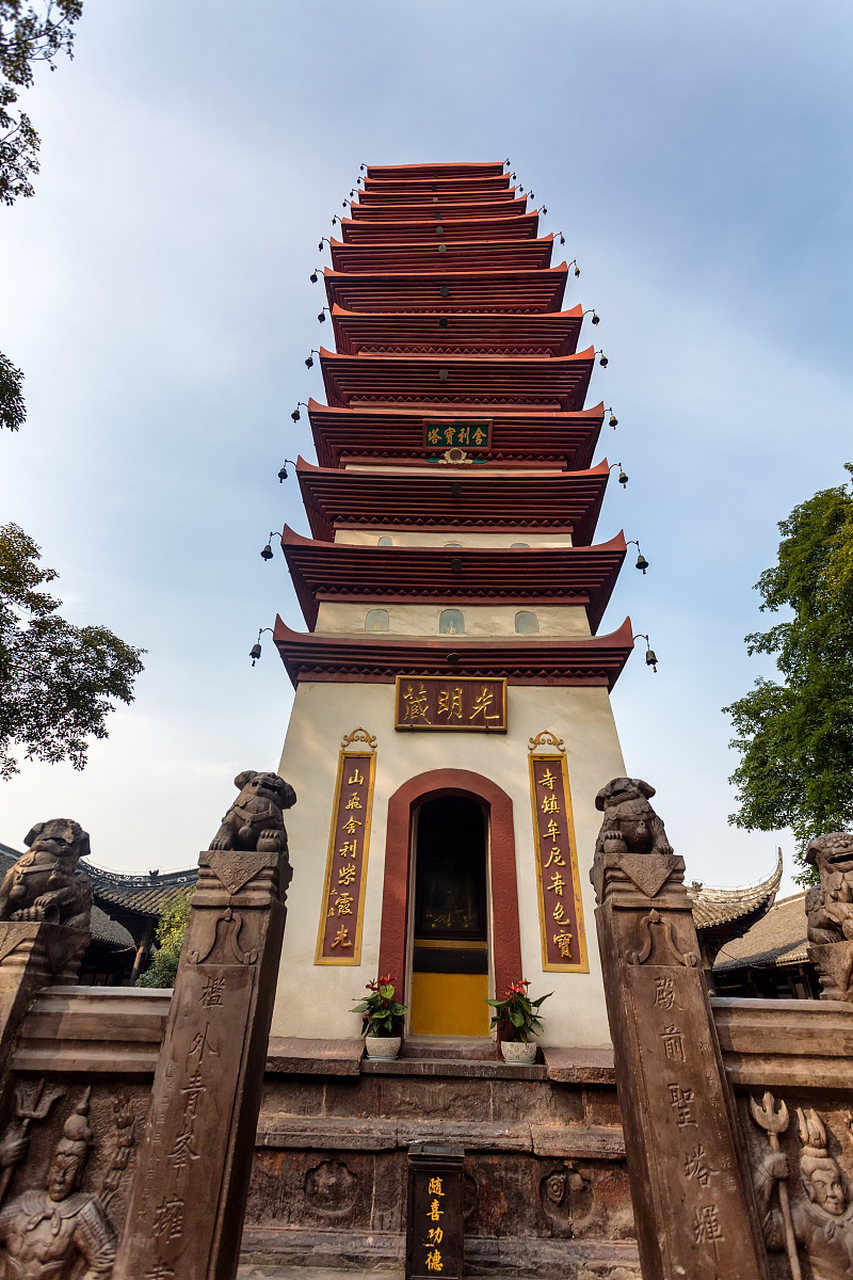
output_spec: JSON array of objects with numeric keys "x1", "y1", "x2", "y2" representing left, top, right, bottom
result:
[
  {"x1": 209, "y1": 771, "x2": 297, "y2": 853},
  {"x1": 594, "y1": 777, "x2": 673, "y2": 858},
  {"x1": 805, "y1": 832, "x2": 853, "y2": 944},
  {"x1": 0, "y1": 819, "x2": 93, "y2": 930}
]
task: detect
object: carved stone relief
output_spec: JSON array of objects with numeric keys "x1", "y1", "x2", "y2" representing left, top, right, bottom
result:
[
  {"x1": 749, "y1": 1092, "x2": 853, "y2": 1280},
  {"x1": 538, "y1": 1163, "x2": 592, "y2": 1238},
  {"x1": 209, "y1": 770, "x2": 297, "y2": 853},
  {"x1": 0, "y1": 819, "x2": 92, "y2": 932},
  {"x1": 0, "y1": 1084, "x2": 136, "y2": 1279},
  {"x1": 806, "y1": 832, "x2": 853, "y2": 1002},
  {"x1": 304, "y1": 1159, "x2": 357, "y2": 1216}
]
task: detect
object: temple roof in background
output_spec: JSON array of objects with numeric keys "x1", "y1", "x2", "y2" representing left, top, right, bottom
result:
[{"x1": 713, "y1": 891, "x2": 809, "y2": 973}]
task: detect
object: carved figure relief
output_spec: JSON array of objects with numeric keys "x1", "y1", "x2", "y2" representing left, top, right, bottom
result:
[
  {"x1": 538, "y1": 1164, "x2": 592, "y2": 1239},
  {"x1": 304, "y1": 1160, "x2": 357, "y2": 1216},
  {"x1": 752, "y1": 1093, "x2": 853, "y2": 1280},
  {"x1": 0, "y1": 820, "x2": 92, "y2": 931},
  {"x1": 209, "y1": 771, "x2": 297, "y2": 853},
  {"x1": 0, "y1": 1086, "x2": 134, "y2": 1279}
]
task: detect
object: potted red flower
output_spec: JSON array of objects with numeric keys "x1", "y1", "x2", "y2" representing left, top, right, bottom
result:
[
  {"x1": 486, "y1": 979, "x2": 551, "y2": 1062},
  {"x1": 351, "y1": 975, "x2": 407, "y2": 1059}
]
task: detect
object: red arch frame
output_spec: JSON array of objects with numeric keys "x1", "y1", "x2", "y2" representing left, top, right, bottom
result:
[{"x1": 378, "y1": 768, "x2": 523, "y2": 1010}]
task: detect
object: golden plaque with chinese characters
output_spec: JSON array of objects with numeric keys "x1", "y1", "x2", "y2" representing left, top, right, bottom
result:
[
  {"x1": 394, "y1": 677, "x2": 507, "y2": 733},
  {"x1": 315, "y1": 728, "x2": 377, "y2": 965},
  {"x1": 528, "y1": 731, "x2": 589, "y2": 972},
  {"x1": 423, "y1": 418, "x2": 492, "y2": 452}
]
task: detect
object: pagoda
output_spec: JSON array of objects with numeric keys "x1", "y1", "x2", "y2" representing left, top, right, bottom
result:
[{"x1": 269, "y1": 160, "x2": 633, "y2": 1048}]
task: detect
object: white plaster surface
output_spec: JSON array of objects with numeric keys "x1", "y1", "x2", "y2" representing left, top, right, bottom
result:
[
  {"x1": 315, "y1": 601, "x2": 592, "y2": 638},
  {"x1": 333, "y1": 529, "x2": 575, "y2": 548},
  {"x1": 271, "y1": 680, "x2": 625, "y2": 1049}
]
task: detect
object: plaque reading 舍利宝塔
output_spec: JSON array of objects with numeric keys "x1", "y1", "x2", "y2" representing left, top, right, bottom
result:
[
  {"x1": 423, "y1": 419, "x2": 492, "y2": 452},
  {"x1": 529, "y1": 750, "x2": 588, "y2": 972},
  {"x1": 395, "y1": 677, "x2": 507, "y2": 732},
  {"x1": 315, "y1": 734, "x2": 376, "y2": 965}
]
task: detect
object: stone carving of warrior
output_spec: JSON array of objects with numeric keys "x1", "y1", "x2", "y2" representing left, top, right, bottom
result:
[
  {"x1": 754, "y1": 1107, "x2": 853, "y2": 1280},
  {"x1": 0, "y1": 1090, "x2": 116, "y2": 1279}
]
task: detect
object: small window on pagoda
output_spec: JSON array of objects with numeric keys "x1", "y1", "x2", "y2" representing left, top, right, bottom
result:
[
  {"x1": 515, "y1": 611, "x2": 539, "y2": 634},
  {"x1": 377, "y1": 536, "x2": 393, "y2": 546},
  {"x1": 510, "y1": 542, "x2": 530, "y2": 548},
  {"x1": 365, "y1": 609, "x2": 389, "y2": 632},
  {"x1": 444, "y1": 542, "x2": 463, "y2": 548},
  {"x1": 439, "y1": 609, "x2": 464, "y2": 635}
]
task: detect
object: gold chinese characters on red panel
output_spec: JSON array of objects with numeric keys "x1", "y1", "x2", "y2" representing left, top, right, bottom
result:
[
  {"x1": 394, "y1": 676, "x2": 507, "y2": 732},
  {"x1": 315, "y1": 729, "x2": 377, "y2": 965},
  {"x1": 528, "y1": 733, "x2": 589, "y2": 972}
]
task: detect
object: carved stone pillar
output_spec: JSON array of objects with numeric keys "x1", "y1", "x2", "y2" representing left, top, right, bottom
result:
[
  {"x1": 0, "y1": 922, "x2": 89, "y2": 1080},
  {"x1": 114, "y1": 844, "x2": 292, "y2": 1280},
  {"x1": 593, "y1": 847, "x2": 769, "y2": 1280}
]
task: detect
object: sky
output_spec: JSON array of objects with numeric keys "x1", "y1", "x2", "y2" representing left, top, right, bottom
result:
[{"x1": 1, "y1": 0, "x2": 851, "y2": 895}]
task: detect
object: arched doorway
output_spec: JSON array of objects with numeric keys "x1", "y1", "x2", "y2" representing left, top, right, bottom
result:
[
  {"x1": 378, "y1": 769, "x2": 523, "y2": 1039},
  {"x1": 410, "y1": 795, "x2": 489, "y2": 1036}
]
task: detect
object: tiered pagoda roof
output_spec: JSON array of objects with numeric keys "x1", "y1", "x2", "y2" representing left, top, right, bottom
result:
[{"x1": 276, "y1": 160, "x2": 633, "y2": 687}]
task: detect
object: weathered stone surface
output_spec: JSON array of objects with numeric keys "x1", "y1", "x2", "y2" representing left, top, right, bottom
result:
[
  {"x1": 362, "y1": 1057, "x2": 547, "y2": 1080},
  {"x1": 115, "y1": 819, "x2": 293, "y2": 1280},
  {"x1": 542, "y1": 1047, "x2": 616, "y2": 1085},
  {"x1": 711, "y1": 995, "x2": 853, "y2": 1090},
  {"x1": 266, "y1": 1038, "x2": 364, "y2": 1076},
  {"x1": 594, "y1": 836, "x2": 769, "y2": 1280},
  {"x1": 531, "y1": 1126, "x2": 625, "y2": 1159}
]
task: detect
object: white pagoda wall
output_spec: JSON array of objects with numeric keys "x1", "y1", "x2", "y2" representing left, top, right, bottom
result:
[{"x1": 271, "y1": 678, "x2": 625, "y2": 1049}]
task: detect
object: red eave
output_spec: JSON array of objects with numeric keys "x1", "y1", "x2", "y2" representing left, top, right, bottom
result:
[
  {"x1": 364, "y1": 163, "x2": 507, "y2": 183},
  {"x1": 330, "y1": 305, "x2": 584, "y2": 358},
  {"x1": 329, "y1": 236, "x2": 554, "y2": 275},
  {"x1": 295, "y1": 456, "x2": 610, "y2": 547},
  {"x1": 306, "y1": 399, "x2": 604, "y2": 472},
  {"x1": 273, "y1": 615, "x2": 635, "y2": 691},
  {"x1": 318, "y1": 346, "x2": 594, "y2": 412},
  {"x1": 351, "y1": 196, "x2": 527, "y2": 221},
  {"x1": 281, "y1": 527, "x2": 626, "y2": 634},
  {"x1": 339, "y1": 213, "x2": 540, "y2": 245},
  {"x1": 322, "y1": 265, "x2": 568, "y2": 315}
]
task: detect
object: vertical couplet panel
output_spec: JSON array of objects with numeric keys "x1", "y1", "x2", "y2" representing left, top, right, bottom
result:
[
  {"x1": 315, "y1": 729, "x2": 377, "y2": 965},
  {"x1": 528, "y1": 734, "x2": 588, "y2": 972}
]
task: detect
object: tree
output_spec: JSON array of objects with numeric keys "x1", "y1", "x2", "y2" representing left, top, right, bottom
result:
[
  {"x1": 1, "y1": 0, "x2": 82, "y2": 205},
  {"x1": 0, "y1": 352, "x2": 24, "y2": 431},
  {"x1": 0, "y1": 522, "x2": 145, "y2": 779},
  {"x1": 135, "y1": 892, "x2": 193, "y2": 989},
  {"x1": 1, "y1": 2, "x2": 83, "y2": 426},
  {"x1": 724, "y1": 466, "x2": 853, "y2": 879}
]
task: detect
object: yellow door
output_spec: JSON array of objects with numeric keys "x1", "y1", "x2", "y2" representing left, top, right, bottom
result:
[{"x1": 410, "y1": 796, "x2": 490, "y2": 1037}]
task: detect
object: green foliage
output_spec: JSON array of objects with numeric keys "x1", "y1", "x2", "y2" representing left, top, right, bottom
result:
[
  {"x1": 0, "y1": 0, "x2": 82, "y2": 204},
  {"x1": 0, "y1": 351, "x2": 25, "y2": 431},
  {"x1": 485, "y1": 979, "x2": 551, "y2": 1043},
  {"x1": 0, "y1": 522, "x2": 145, "y2": 778},
  {"x1": 724, "y1": 467, "x2": 853, "y2": 878},
  {"x1": 350, "y1": 975, "x2": 407, "y2": 1037},
  {"x1": 135, "y1": 892, "x2": 193, "y2": 989}
]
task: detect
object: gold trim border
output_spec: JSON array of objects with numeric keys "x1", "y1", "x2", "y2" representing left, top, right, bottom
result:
[
  {"x1": 529, "y1": 750, "x2": 589, "y2": 974},
  {"x1": 314, "y1": 747, "x2": 376, "y2": 966}
]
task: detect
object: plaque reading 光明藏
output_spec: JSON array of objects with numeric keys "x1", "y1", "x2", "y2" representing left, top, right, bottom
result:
[
  {"x1": 423, "y1": 419, "x2": 492, "y2": 452},
  {"x1": 315, "y1": 729, "x2": 377, "y2": 965},
  {"x1": 395, "y1": 677, "x2": 507, "y2": 732},
  {"x1": 528, "y1": 735, "x2": 588, "y2": 972}
]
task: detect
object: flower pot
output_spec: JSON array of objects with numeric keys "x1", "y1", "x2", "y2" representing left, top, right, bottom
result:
[
  {"x1": 500, "y1": 1040, "x2": 537, "y2": 1064},
  {"x1": 364, "y1": 1035, "x2": 402, "y2": 1060}
]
